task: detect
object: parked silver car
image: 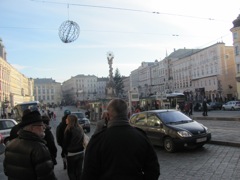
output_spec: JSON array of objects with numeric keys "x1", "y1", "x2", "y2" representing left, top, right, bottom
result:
[
  {"x1": 222, "y1": 101, "x2": 240, "y2": 110},
  {"x1": 0, "y1": 133, "x2": 5, "y2": 155},
  {"x1": 0, "y1": 119, "x2": 18, "y2": 145}
]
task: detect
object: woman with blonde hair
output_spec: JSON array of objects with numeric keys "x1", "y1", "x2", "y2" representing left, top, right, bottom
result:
[{"x1": 63, "y1": 114, "x2": 84, "y2": 180}]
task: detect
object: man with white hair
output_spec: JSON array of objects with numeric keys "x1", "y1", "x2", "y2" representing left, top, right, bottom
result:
[{"x1": 4, "y1": 110, "x2": 57, "y2": 180}]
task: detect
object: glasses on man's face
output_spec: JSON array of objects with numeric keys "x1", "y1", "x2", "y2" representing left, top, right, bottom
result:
[{"x1": 32, "y1": 124, "x2": 45, "y2": 127}]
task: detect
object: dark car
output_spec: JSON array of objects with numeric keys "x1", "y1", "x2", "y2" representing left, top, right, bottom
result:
[
  {"x1": 209, "y1": 102, "x2": 223, "y2": 110},
  {"x1": 194, "y1": 102, "x2": 212, "y2": 111},
  {"x1": 71, "y1": 112, "x2": 91, "y2": 133},
  {"x1": 129, "y1": 109, "x2": 211, "y2": 152}
]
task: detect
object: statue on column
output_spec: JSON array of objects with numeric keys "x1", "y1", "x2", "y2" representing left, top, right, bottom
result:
[{"x1": 106, "y1": 52, "x2": 115, "y2": 99}]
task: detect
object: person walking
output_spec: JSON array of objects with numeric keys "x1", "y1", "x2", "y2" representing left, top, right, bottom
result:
[
  {"x1": 189, "y1": 101, "x2": 193, "y2": 115},
  {"x1": 85, "y1": 109, "x2": 90, "y2": 119},
  {"x1": 202, "y1": 98, "x2": 208, "y2": 116},
  {"x1": 63, "y1": 114, "x2": 85, "y2": 180},
  {"x1": 81, "y1": 98, "x2": 160, "y2": 180},
  {"x1": 42, "y1": 115, "x2": 58, "y2": 166},
  {"x1": 3, "y1": 110, "x2": 57, "y2": 180},
  {"x1": 184, "y1": 102, "x2": 190, "y2": 115},
  {"x1": 56, "y1": 109, "x2": 71, "y2": 169}
]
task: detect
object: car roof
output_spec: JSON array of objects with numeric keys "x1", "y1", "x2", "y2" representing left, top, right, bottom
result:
[
  {"x1": 132, "y1": 109, "x2": 176, "y2": 115},
  {"x1": 226, "y1": 101, "x2": 240, "y2": 103},
  {"x1": 0, "y1": 119, "x2": 18, "y2": 123}
]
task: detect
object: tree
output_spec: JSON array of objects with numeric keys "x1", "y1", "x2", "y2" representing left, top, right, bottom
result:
[{"x1": 113, "y1": 68, "x2": 124, "y2": 98}]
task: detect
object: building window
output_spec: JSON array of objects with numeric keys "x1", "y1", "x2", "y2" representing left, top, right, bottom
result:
[
  {"x1": 237, "y1": 64, "x2": 240, "y2": 73},
  {"x1": 233, "y1": 32, "x2": 238, "y2": 39},
  {"x1": 235, "y1": 46, "x2": 239, "y2": 56}
]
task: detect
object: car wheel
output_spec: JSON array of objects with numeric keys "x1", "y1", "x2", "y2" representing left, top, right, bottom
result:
[
  {"x1": 163, "y1": 137, "x2": 176, "y2": 153},
  {"x1": 222, "y1": 107, "x2": 225, "y2": 110},
  {"x1": 231, "y1": 107, "x2": 235, "y2": 111}
]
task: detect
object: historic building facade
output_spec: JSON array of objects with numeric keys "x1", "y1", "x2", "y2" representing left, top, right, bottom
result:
[
  {"x1": 62, "y1": 74, "x2": 99, "y2": 105},
  {"x1": 0, "y1": 38, "x2": 34, "y2": 111},
  {"x1": 130, "y1": 43, "x2": 237, "y2": 103},
  {"x1": 230, "y1": 14, "x2": 240, "y2": 99},
  {"x1": 34, "y1": 78, "x2": 62, "y2": 106}
]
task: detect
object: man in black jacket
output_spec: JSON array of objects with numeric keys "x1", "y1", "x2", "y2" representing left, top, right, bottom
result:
[
  {"x1": 82, "y1": 98, "x2": 160, "y2": 180},
  {"x1": 42, "y1": 115, "x2": 58, "y2": 166},
  {"x1": 4, "y1": 110, "x2": 57, "y2": 180}
]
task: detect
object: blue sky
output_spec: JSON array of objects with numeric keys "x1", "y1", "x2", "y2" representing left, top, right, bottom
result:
[{"x1": 0, "y1": 0, "x2": 239, "y2": 83}]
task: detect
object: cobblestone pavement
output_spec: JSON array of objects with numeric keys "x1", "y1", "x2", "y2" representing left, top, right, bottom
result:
[{"x1": 156, "y1": 144, "x2": 240, "y2": 180}]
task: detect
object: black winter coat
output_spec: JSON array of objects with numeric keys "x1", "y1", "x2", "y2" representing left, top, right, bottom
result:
[
  {"x1": 56, "y1": 121, "x2": 67, "y2": 147},
  {"x1": 81, "y1": 123, "x2": 160, "y2": 180},
  {"x1": 4, "y1": 130, "x2": 57, "y2": 180},
  {"x1": 63, "y1": 126, "x2": 84, "y2": 154},
  {"x1": 44, "y1": 125, "x2": 58, "y2": 165}
]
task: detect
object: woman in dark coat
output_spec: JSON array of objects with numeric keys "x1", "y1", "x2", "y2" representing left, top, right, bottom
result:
[{"x1": 63, "y1": 114, "x2": 85, "y2": 180}]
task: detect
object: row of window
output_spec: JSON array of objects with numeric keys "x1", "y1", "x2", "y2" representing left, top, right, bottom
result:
[{"x1": 35, "y1": 95, "x2": 54, "y2": 101}]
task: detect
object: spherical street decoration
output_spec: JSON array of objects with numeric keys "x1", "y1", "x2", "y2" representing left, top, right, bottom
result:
[{"x1": 58, "y1": 20, "x2": 80, "y2": 43}]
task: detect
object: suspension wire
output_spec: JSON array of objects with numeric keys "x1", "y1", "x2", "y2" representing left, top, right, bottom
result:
[
  {"x1": 67, "y1": 4, "x2": 69, "y2": 20},
  {"x1": 30, "y1": 0, "x2": 226, "y2": 22}
]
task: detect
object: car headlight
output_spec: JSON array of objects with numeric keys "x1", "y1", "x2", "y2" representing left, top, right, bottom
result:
[
  {"x1": 203, "y1": 125, "x2": 210, "y2": 133},
  {"x1": 177, "y1": 131, "x2": 192, "y2": 137}
]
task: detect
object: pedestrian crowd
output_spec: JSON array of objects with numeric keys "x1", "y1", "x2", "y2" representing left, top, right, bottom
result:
[{"x1": 3, "y1": 98, "x2": 160, "y2": 180}]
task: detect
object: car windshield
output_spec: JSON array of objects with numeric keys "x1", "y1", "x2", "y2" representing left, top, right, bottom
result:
[
  {"x1": 156, "y1": 111, "x2": 192, "y2": 124},
  {"x1": 79, "y1": 119, "x2": 89, "y2": 123},
  {"x1": 0, "y1": 120, "x2": 16, "y2": 130},
  {"x1": 72, "y1": 113, "x2": 84, "y2": 118}
]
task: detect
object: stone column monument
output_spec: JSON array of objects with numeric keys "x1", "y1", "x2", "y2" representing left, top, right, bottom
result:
[{"x1": 106, "y1": 52, "x2": 115, "y2": 99}]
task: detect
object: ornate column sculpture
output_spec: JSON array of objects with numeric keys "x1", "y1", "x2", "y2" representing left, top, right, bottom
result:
[{"x1": 106, "y1": 52, "x2": 115, "y2": 99}]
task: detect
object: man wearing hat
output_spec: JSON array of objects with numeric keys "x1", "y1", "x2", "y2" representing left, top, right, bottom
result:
[
  {"x1": 56, "y1": 109, "x2": 71, "y2": 169},
  {"x1": 4, "y1": 110, "x2": 57, "y2": 180}
]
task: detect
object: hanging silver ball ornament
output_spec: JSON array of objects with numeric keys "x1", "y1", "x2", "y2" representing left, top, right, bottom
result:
[{"x1": 58, "y1": 20, "x2": 80, "y2": 43}]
